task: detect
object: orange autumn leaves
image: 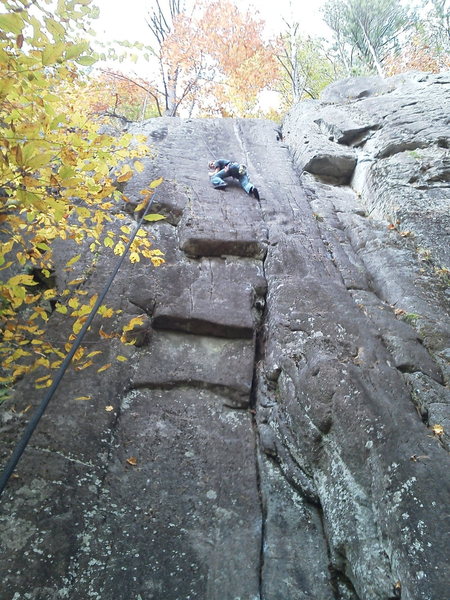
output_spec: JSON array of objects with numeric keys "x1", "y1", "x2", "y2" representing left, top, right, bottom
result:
[
  {"x1": 69, "y1": 1, "x2": 280, "y2": 119},
  {"x1": 151, "y1": 0, "x2": 279, "y2": 117}
]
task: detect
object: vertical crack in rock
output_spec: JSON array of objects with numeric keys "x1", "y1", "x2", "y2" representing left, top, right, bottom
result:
[
  {"x1": 302, "y1": 179, "x2": 444, "y2": 397},
  {"x1": 234, "y1": 115, "x2": 271, "y2": 598},
  {"x1": 250, "y1": 264, "x2": 269, "y2": 600},
  {"x1": 254, "y1": 431, "x2": 266, "y2": 600},
  {"x1": 237, "y1": 118, "x2": 342, "y2": 600}
]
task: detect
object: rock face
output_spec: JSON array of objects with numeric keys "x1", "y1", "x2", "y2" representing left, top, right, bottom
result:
[
  {"x1": 1, "y1": 73, "x2": 449, "y2": 600},
  {"x1": 284, "y1": 71, "x2": 450, "y2": 269}
]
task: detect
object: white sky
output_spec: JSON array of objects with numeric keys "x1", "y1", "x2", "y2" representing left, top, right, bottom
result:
[{"x1": 92, "y1": 0, "x2": 331, "y2": 46}]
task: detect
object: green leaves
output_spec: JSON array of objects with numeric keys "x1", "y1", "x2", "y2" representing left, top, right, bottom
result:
[
  {"x1": 42, "y1": 42, "x2": 66, "y2": 66},
  {"x1": 143, "y1": 214, "x2": 166, "y2": 222},
  {"x1": 0, "y1": 13, "x2": 24, "y2": 36},
  {"x1": 75, "y1": 55, "x2": 98, "y2": 67},
  {"x1": 321, "y1": 0, "x2": 417, "y2": 75},
  {"x1": 65, "y1": 41, "x2": 90, "y2": 60},
  {"x1": 44, "y1": 17, "x2": 66, "y2": 41}
]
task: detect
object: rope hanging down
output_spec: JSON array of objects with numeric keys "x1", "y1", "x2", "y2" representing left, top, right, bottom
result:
[{"x1": 0, "y1": 193, "x2": 158, "y2": 497}]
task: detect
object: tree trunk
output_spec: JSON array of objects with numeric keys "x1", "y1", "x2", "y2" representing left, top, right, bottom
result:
[
  {"x1": 140, "y1": 94, "x2": 148, "y2": 121},
  {"x1": 357, "y1": 16, "x2": 385, "y2": 77},
  {"x1": 165, "y1": 68, "x2": 178, "y2": 116},
  {"x1": 290, "y1": 27, "x2": 301, "y2": 102}
]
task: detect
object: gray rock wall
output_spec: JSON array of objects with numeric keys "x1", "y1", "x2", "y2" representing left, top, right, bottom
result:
[
  {"x1": 283, "y1": 71, "x2": 450, "y2": 270},
  {"x1": 1, "y1": 73, "x2": 449, "y2": 600}
]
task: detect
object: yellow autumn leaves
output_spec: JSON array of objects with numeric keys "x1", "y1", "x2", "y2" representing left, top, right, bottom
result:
[
  {"x1": 0, "y1": 303, "x2": 145, "y2": 391},
  {"x1": 90, "y1": 220, "x2": 165, "y2": 266},
  {"x1": 115, "y1": 160, "x2": 145, "y2": 183},
  {"x1": 0, "y1": 1, "x2": 166, "y2": 398}
]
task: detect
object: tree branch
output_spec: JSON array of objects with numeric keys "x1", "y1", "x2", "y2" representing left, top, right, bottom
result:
[{"x1": 98, "y1": 70, "x2": 163, "y2": 117}]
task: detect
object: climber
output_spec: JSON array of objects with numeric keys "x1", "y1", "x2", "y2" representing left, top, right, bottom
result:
[{"x1": 208, "y1": 159, "x2": 260, "y2": 200}]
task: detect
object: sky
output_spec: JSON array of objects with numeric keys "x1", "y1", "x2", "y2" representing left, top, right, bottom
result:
[{"x1": 92, "y1": 0, "x2": 331, "y2": 47}]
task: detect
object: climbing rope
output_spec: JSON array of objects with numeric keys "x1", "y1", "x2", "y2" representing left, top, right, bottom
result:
[{"x1": 0, "y1": 193, "x2": 158, "y2": 497}]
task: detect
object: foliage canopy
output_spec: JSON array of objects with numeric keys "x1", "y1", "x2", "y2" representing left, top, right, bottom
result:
[
  {"x1": 0, "y1": 0, "x2": 164, "y2": 398},
  {"x1": 110, "y1": 0, "x2": 280, "y2": 118},
  {"x1": 321, "y1": 0, "x2": 449, "y2": 76}
]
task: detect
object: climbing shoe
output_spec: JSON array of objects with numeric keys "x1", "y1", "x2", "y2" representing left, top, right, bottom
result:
[{"x1": 252, "y1": 187, "x2": 260, "y2": 200}]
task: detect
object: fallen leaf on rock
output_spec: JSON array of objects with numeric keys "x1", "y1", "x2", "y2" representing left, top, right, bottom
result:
[
  {"x1": 65, "y1": 254, "x2": 81, "y2": 268},
  {"x1": 68, "y1": 278, "x2": 84, "y2": 286},
  {"x1": 75, "y1": 360, "x2": 93, "y2": 371},
  {"x1": 126, "y1": 457, "x2": 138, "y2": 466},
  {"x1": 122, "y1": 316, "x2": 144, "y2": 332},
  {"x1": 143, "y1": 213, "x2": 165, "y2": 222},
  {"x1": 99, "y1": 327, "x2": 114, "y2": 339},
  {"x1": 410, "y1": 454, "x2": 430, "y2": 462},
  {"x1": 35, "y1": 377, "x2": 52, "y2": 389},
  {"x1": 431, "y1": 424, "x2": 444, "y2": 436}
]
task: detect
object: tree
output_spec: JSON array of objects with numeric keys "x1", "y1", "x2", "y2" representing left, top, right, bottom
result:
[
  {"x1": 80, "y1": 70, "x2": 162, "y2": 123},
  {"x1": 146, "y1": 0, "x2": 206, "y2": 116},
  {"x1": 144, "y1": 0, "x2": 278, "y2": 117},
  {"x1": 381, "y1": 0, "x2": 449, "y2": 76},
  {"x1": 384, "y1": 34, "x2": 449, "y2": 75},
  {"x1": 415, "y1": 0, "x2": 450, "y2": 67},
  {"x1": 420, "y1": 0, "x2": 450, "y2": 53},
  {"x1": 319, "y1": 0, "x2": 355, "y2": 76},
  {"x1": 203, "y1": 1, "x2": 279, "y2": 117},
  {"x1": 322, "y1": 0, "x2": 417, "y2": 76},
  {"x1": 275, "y1": 22, "x2": 339, "y2": 107},
  {"x1": 0, "y1": 0, "x2": 164, "y2": 396}
]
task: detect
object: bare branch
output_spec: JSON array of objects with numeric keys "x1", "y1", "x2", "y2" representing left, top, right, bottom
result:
[{"x1": 98, "y1": 70, "x2": 163, "y2": 117}]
